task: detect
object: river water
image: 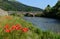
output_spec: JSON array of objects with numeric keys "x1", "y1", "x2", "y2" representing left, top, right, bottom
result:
[{"x1": 23, "y1": 17, "x2": 60, "y2": 32}]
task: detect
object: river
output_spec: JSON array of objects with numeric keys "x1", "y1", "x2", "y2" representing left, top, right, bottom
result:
[{"x1": 23, "y1": 17, "x2": 60, "y2": 33}]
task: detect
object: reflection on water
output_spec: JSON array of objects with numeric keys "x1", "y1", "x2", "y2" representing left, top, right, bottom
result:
[{"x1": 23, "y1": 17, "x2": 60, "y2": 32}]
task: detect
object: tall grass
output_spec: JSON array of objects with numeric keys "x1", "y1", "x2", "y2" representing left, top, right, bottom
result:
[{"x1": 0, "y1": 16, "x2": 60, "y2": 39}]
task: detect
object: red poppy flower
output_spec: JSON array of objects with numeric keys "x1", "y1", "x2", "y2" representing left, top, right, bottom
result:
[
  {"x1": 22, "y1": 28, "x2": 29, "y2": 32},
  {"x1": 11, "y1": 25, "x2": 21, "y2": 30},
  {"x1": 15, "y1": 26, "x2": 22, "y2": 30},
  {"x1": 15, "y1": 24, "x2": 20, "y2": 26},
  {"x1": 11, "y1": 25, "x2": 16, "y2": 30},
  {"x1": 15, "y1": 24, "x2": 22, "y2": 27},
  {"x1": 15, "y1": 24, "x2": 22, "y2": 30},
  {"x1": 5, "y1": 29, "x2": 11, "y2": 33},
  {"x1": 4, "y1": 24, "x2": 9, "y2": 29}
]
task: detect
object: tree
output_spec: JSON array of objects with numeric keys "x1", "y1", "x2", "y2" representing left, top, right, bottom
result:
[
  {"x1": 56, "y1": 7, "x2": 60, "y2": 18},
  {"x1": 43, "y1": 5, "x2": 51, "y2": 17},
  {"x1": 51, "y1": 1, "x2": 60, "y2": 18}
]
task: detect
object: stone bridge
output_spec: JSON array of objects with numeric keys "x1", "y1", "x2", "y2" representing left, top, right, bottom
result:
[{"x1": 7, "y1": 11, "x2": 43, "y2": 17}]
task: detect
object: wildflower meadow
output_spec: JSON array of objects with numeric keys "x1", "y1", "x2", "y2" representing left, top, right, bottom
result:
[{"x1": 0, "y1": 16, "x2": 60, "y2": 39}]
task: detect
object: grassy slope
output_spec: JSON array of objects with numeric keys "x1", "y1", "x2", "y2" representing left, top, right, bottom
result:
[{"x1": 0, "y1": 16, "x2": 60, "y2": 39}]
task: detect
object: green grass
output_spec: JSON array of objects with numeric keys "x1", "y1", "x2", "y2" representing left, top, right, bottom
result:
[{"x1": 0, "y1": 16, "x2": 60, "y2": 39}]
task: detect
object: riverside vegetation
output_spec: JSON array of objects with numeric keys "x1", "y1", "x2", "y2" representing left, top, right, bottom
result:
[
  {"x1": 0, "y1": 0, "x2": 60, "y2": 39},
  {"x1": 24, "y1": 1, "x2": 60, "y2": 19},
  {"x1": 41, "y1": 1, "x2": 60, "y2": 19},
  {"x1": 0, "y1": 16, "x2": 60, "y2": 39}
]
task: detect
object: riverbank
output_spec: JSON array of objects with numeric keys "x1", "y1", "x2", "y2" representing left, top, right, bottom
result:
[
  {"x1": 0, "y1": 16, "x2": 60, "y2": 39},
  {"x1": 24, "y1": 12, "x2": 60, "y2": 20}
]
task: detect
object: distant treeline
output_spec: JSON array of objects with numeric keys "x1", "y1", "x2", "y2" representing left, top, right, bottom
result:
[
  {"x1": 0, "y1": 0, "x2": 42, "y2": 11},
  {"x1": 25, "y1": 1, "x2": 60, "y2": 19}
]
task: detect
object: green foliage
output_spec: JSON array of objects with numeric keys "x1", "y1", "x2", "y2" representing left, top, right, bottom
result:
[
  {"x1": 0, "y1": 16, "x2": 60, "y2": 39},
  {"x1": 0, "y1": 0, "x2": 42, "y2": 11},
  {"x1": 35, "y1": 13, "x2": 42, "y2": 17},
  {"x1": 43, "y1": 5, "x2": 52, "y2": 17},
  {"x1": 44, "y1": 5, "x2": 51, "y2": 12},
  {"x1": 41, "y1": 1, "x2": 60, "y2": 19},
  {"x1": 50, "y1": 1, "x2": 60, "y2": 18}
]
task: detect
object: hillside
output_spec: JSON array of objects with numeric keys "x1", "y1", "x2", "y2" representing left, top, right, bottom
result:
[
  {"x1": 53, "y1": 1, "x2": 60, "y2": 9},
  {"x1": 41, "y1": 1, "x2": 60, "y2": 19},
  {"x1": 51, "y1": 1, "x2": 60, "y2": 18},
  {"x1": 53, "y1": 1, "x2": 60, "y2": 13},
  {"x1": 0, "y1": 0, "x2": 43, "y2": 11}
]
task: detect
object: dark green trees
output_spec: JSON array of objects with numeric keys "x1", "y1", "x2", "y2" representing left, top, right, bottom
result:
[
  {"x1": 0, "y1": 0, "x2": 42, "y2": 11},
  {"x1": 54, "y1": 1, "x2": 60, "y2": 18},
  {"x1": 51, "y1": 1, "x2": 60, "y2": 19},
  {"x1": 42, "y1": 1, "x2": 60, "y2": 19},
  {"x1": 43, "y1": 5, "x2": 52, "y2": 17}
]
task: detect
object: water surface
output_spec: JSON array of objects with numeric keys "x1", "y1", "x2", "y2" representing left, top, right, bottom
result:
[{"x1": 23, "y1": 17, "x2": 60, "y2": 32}]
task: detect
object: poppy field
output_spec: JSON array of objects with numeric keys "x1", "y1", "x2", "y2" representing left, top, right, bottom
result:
[{"x1": 0, "y1": 16, "x2": 60, "y2": 39}]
